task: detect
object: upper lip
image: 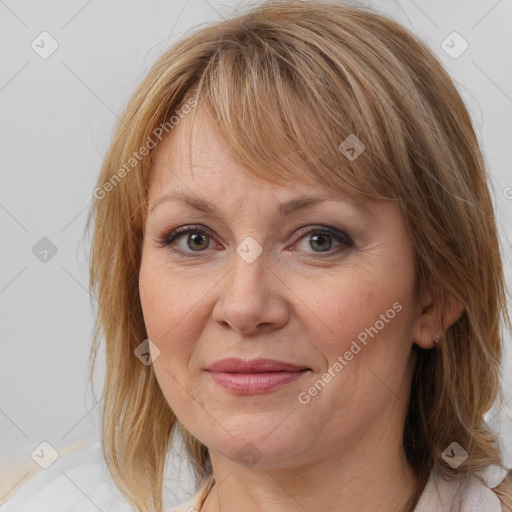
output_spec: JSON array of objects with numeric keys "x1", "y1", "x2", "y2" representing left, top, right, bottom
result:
[{"x1": 205, "y1": 358, "x2": 310, "y2": 373}]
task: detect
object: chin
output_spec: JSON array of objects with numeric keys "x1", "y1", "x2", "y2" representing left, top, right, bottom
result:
[{"x1": 193, "y1": 419, "x2": 312, "y2": 469}]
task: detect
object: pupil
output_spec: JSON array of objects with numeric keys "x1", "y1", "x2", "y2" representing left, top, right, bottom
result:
[
  {"x1": 311, "y1": 234, "x2": 331, "y2": 252},
  {"x1": 189, "y1": 232, "x2": 208, "y2": 250}
]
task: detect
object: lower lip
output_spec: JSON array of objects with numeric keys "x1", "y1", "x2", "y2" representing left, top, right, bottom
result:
[{"x1": 207, "y1": 371, "x2": 308, "y2": 394}]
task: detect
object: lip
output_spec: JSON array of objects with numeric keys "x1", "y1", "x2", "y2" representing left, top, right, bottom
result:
[
  {"x1": 205, "y1": 357, "x2": 309, "y2": 373},
  {"x1": 204, "y1": 358, "x2": 311, "y2": 394}
]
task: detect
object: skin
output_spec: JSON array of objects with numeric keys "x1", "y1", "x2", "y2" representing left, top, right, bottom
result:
[{"x1": 138, "y1": 109, "x2": 460, "y2": 512}]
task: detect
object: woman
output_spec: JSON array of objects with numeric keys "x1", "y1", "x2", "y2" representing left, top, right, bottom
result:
[{"x1": 86, "y1": 1, "x2": 512, "y2": 511}]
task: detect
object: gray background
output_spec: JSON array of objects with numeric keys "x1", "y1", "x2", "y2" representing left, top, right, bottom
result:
[{"x1": 1, "y1": 0, "x2": 511, "y2": 505}]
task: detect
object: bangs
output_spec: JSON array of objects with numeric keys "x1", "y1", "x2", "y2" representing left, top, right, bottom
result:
[{"x1": 179, "y1": 23, "x2": 403, "y2": 209}]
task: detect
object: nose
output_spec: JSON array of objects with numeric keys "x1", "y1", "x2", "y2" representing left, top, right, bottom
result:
[{"x1": 211, "y1": 244, "x2": 290, "y2": 336}]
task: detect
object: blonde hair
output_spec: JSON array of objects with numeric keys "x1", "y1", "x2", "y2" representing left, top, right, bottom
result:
[{"x1": 85, "y1": 1, "x2": 512, "y2": 510}]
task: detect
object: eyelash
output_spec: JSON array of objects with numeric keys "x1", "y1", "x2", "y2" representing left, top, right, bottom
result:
[{"x1": 155, "y1": 224, "x2": 354, "y2": 259}]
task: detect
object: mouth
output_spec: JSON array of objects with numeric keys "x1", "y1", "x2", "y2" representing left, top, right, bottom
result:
[
  {"x1": 204, "y1": 358, "x2": 311, "y2": 394},
  {"x1": 205, "y1": 357, "x2": 310, "y2": 373}
]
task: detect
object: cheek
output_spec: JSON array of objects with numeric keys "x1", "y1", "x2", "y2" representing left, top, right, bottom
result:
[
  {"x1": 138, "y1": 249, "x2": 221, "y2": 403},
  {"x1": 138, "y1": 254, "x2": 204, "y2": 418},
  {"x1": 139, "y1": 251, "x2": 198, "y2": 336},
  {"x1": 297, "y1": 279, "x2": 414, "y2": 437},
  {"x1": 302, "y1": 268, "x2": 408, "y2": 353},
  {"x1": 139, "y1": 254, "x2": 196, "y2": 365},
  {"x1": 300, "y1": 263, "x2": 416, "y2": 410},
  {"x1": 139, "y1": 258, "x2": 167, "y2": 340}
]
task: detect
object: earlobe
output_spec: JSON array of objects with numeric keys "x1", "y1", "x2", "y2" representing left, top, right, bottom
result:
[{"x1": 412, "y1": 290, "x2": 465, "y2": 350}]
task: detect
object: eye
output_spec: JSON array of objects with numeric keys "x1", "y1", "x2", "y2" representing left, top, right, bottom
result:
[
  {"x1": 156, "y1": 224, "x2": 354, "y2": 259},
  {"x1": 291, "y1": 225, "x2": 353, "y2": 258},
  {"x1": 156, "y1": 225, "x2": 215, "y2": 257}
]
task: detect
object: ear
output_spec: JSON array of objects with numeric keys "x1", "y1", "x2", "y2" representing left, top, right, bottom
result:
[{"x1": 412, "y1": 287, "x2": 465, "y2": 349}]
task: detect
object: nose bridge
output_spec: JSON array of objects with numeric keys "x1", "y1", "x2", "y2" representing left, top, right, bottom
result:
[
  {"x1": 212, "y1": 235, "x2": 289, "y2": 334},
  {"x1": 229, "y1": 235, "x2": 268, "y2": 296}
]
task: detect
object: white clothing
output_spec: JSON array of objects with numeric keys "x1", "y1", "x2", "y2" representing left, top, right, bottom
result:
[
  {"x1": 1, "y1": 440, "x2": 508, "y2": 512},
  {"x1": 169, "y1": 466, "x2": 510, "y2": 512}
]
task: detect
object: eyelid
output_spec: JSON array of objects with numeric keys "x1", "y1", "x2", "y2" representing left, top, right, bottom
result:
[{"x1": 291, "y1": 225, "x2": 353, "y2": 247}]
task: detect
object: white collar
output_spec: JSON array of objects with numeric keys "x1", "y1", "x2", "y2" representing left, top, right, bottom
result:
[
  {"x1": 414, "y1": 465, "x2": 508, "y2": 512},
  {"x1": 169, "y1": 466, "x2": 508, "y2": 512}
]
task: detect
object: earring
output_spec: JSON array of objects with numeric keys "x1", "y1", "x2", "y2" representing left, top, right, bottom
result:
[{"x1": 433, "y1": 334, "x2": 442, "y2": 345}]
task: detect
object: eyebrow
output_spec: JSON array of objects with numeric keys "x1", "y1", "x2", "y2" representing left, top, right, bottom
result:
[{"x1": 149, "y1": 192, "x2": 373, "y2": 219}]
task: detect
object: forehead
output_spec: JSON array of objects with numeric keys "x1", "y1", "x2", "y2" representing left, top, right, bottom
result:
[
  {"x1": 144, "y1": 110, "x2": 387, "y2": 228},
  {"x1": 145, "y1": 107, "x2": 385, "y2": 227},
  {"x1": 148, "y1": 109, "x2": 327, "y2": 200}
]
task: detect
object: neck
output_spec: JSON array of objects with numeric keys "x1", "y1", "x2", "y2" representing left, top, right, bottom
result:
[{"x1": 200, "y1": 412, "x2": 418, "y2": 512}]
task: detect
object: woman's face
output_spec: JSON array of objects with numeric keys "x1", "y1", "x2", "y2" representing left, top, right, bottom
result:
[{"x1": 139, "y1": 111, "x2": 429, "y2": 470}]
